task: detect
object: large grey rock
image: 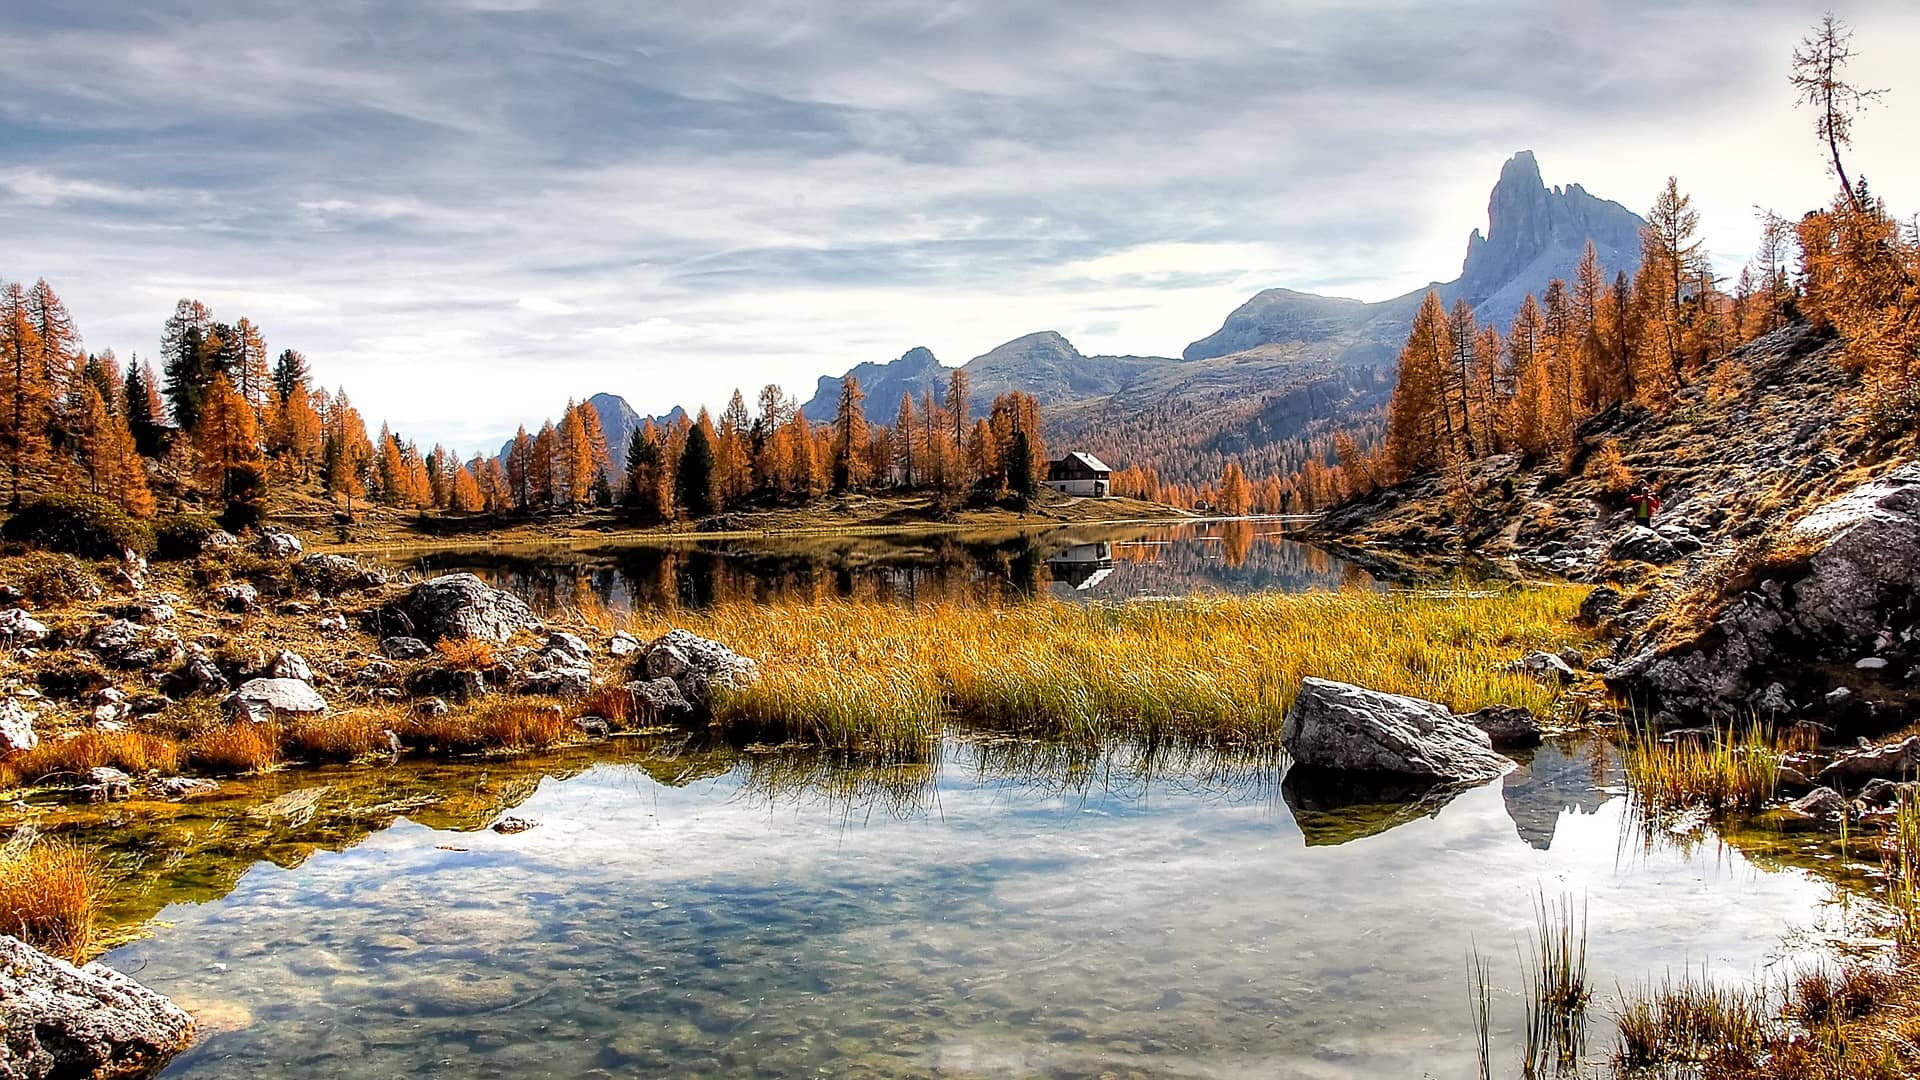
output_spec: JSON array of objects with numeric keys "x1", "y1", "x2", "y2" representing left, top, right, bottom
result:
[
  {"x1": 1460, "y1": 705, "x2": 1542, "y2": 749},
  {"x1": 0, "y1": 699, "x2": 37, "y2": 755},
  {"x1": 224, "y1": 678, "x2": 328, "y2": 723},
  {"x1": 381, "y1": 635, "x2": 431, "y2": 660},
  {"x1": 265, "y1": 650, "x2": 312, "y2": 682},
  {"x1": 1611, "y1": 525, "x2": 1680, "y2": 564},
  {"x1": 1280, "y1": 677, "x2": 1514, "y2": 783},
  {"x1": 88, "y1": 620, "x2": 184, "y2": 670},
  {"x1": 294, "y1": 554, "x2": 389, "y2": 595},
  {"x1": 1817, "y1": 736, "x2": 1920, "y2": 788},
  {"x1": 623, "y1": 677, "x2": 693, "y2": 720},
  {"x1": 1612, "y1": 463, "x2": 1920, "y2": 719},
  {"x1": 0, "y1": 933, "x2": 195, "y2": 1078},
  {"x1": 0, "y1": 609, "x2": 49, "y2": 649},
  {"x1": 403, "y1": 574, "x2": 537, "y2": 643},
  {"x1": 254, "y1": 531, "x2": 303, "y2": 559},
  {"x1": 638, "y1": 629, "x2": 759, "y2": 714}
]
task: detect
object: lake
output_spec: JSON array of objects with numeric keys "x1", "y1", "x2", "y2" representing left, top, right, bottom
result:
[
  {"x1": 390, "y1": 520, "x2": 1379, "y2": 613},
  {"x1": 85, "y1": 735, "x2": 1848, "y2": 1079}
]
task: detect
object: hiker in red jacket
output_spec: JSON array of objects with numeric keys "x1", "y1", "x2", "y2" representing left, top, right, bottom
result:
[{"x1": 1628, "y1": 484, "x2": 1662, "y2": 527}]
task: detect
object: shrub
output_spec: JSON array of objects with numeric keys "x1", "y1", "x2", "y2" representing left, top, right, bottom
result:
[
  {"x1": 154, "y1": 512, "x2": 222, "y2": 560},
  {"x1": 6, "y1": 552, "x2": 102, "y2": 607},
  {"x1": 0, "y1": 494, "x2": 154, "y2": 558},
  {"x1": 0, "y1": 838, "x2": 102, "y2": 962},
  {"x1": 1584, "y1": 438, "x2": 1636, "y2": 497},
  {"x1": 435, "y1": 638, "x2": 498, "y2": 671}
]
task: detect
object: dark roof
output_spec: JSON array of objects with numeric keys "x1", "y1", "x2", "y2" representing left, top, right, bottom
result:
[{"x1": 1049, "y1": 451, "x2": 1111, "y2": 476}]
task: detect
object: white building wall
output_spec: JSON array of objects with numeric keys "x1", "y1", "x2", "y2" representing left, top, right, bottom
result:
[{"x1": 1045, "y1": 478, "x2": 1109, "y2": 497}]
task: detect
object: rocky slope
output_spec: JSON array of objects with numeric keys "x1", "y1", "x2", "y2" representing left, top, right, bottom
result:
[{"x1": 1313, "y1": 324, "x2": 1920, "y2": 727}]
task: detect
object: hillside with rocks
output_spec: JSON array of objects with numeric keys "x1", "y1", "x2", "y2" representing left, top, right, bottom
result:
[{"x1": 1313, "y1": 323, "x2": 1920, "y2": 728}]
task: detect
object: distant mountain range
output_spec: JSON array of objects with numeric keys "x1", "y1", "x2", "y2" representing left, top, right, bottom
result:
[{"x1": 529, "y1": 151, "x2": 1646, "y2": 488}]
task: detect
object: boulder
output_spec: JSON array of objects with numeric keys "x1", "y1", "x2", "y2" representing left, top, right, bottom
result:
[
  {"x1": 1460, "y1": 705, "x2": 1542, "y2": 749},
  {"x1": 84, "y1": 766, "x2": 132, "y2": 802},
  {"x1": 88, "y1": 621, "x2": 184, "y2": 670},
  {"x1": 163, "y1": 657, "x2": 228, "y2": 698},
  {"x1": 1611, "y1": 526, "x2": 1680, "y2": 564},
  {"x1": 543, "y1": 632, "x2": 591, "y2": 666},
  {"x1": 522, "y1": 666, "x2": 592, "y2": 698},
  {"x1": 1853, "y1": 777, "x2": 1915, "y2": 812},
  {"x1": 1575, "y1": 586, "x2": 1622, "y2": 629},
  {"x1": 0, "y1": 609, "x2": 49, "y2": 649},
  {"x1": 295, "y1": 554, "x2": 390, "y2": 595},
  {"x1": 154, "y1": 776, "x2": 220, "y2": 800},
  {"x1": 211, "y1": 582, "x2": 259, "y2": 613},
  {"x1": 265, "y1": 650, "x2": 313, "y2": 682},
  {"x1": 1504, "y1": 650, "x2": 1576, "y2": 685},
  {"x1": 381, "y1": 635, "x2": 431, "y2": 660},
  {"x1": 254, "y1": 531, "x2": 303, "y2": 559},
  {"x1": 224, "y1": 678, "x2": 328, "y2": 723},
  {"x1": 1611, "y1": 463, "x2": 1920, "y2": 720},
  {"x1": 623, "y1": 677, "x2": 693, "y2": 720},
  {"x1": 403, "y1": 574, "x2": 537, "y2": 644},
  {"x1": 1788, "y1": 785, "x2": 1848, "y2": 822},
  {"x1": 0, "y1": 699, "x2": 37, "y2": 755},
  {"x1": 405, "y1": 666, "x2": 486, "y2": 704},
  {"x1": 0, "y1": 934, "x2": 195, "y2": 1078},
  {"x1": 1817, "y1": 735, "x2": 1920, "y2": 788},
  {"x1": 1280, "y1": 677, "x2": 1514, "y2": 783},
  {"x1": 638, "y1": 629, "x2": 758, "y2": 713},
  {"x1": 607, "y1": 632, "x2": 640, "y2": 658}
]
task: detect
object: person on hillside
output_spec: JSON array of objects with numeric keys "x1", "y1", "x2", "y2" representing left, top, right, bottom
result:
[{"x1": 1627, "y1": 484, "x2": 1662, "y2": 528}]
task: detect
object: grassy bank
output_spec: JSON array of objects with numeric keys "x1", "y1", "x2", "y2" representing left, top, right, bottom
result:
[{"x1": 612, "y1": 587, "x2": 1590, "y2": 756}]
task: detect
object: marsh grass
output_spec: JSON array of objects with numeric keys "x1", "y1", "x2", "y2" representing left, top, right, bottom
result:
[
  {"x1": 0, "y1": 729, "x2": 185, "y2": 790},
  {"x1": 1522, "y1": 891, "x2": 1590, "y2": 1075},
  {"x1": 187, "y1": 722, "x2": 282, "y2": 774},
  {"x1": 1622, "y1": 722, "x2": 1782, "y2": 816},
  {"x1": 1613, "y1": 970, "x2": 1771, "y2": 1072},
  {"x1": 282, "y1": 710, "x2": 392, "y2": 762},
  {"x1": 0, "y1": 835, "x2": 102, "y2": 962},
  {"x1": 614, "y1": 587, "x2": 1586, "y2": 756},
  {"x1": 1884, "y1": 787, "x2": 1920, "y2": 946},
  {"x1": 1467, "y1": 944, "x2": 1494, "y2": 1080},
  {"x1": 401, "y1": 698, "x2": 578, "y2": 754}
]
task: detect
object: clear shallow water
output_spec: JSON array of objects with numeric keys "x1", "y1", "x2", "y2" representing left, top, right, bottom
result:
[
  {"x1": 88, "y1": 738, "x2": 1844, "y2": 1079},
  {"x1": 395, "y1": 521, "x2": 1377, "y2": 614}
]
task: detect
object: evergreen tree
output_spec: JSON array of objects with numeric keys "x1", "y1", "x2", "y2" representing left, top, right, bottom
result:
[
  {"x1": 124, "y1": 359, "x2": 165, "y2": 457},
  {"x1": 0, "y1": 282, "x2": 50, "y2": 508},
  {"x1": 831, "y1": 374, "x2": 869, "y2": 492},
  {"x1": 272, "y1": 348, "x2": 309, "y2": 403},
  {"x1": 160, "y1": 299, "x2": 217, "y2": 430},
  {"x1": 676, "y1": 422, "x2": 716, "y2": 518}
]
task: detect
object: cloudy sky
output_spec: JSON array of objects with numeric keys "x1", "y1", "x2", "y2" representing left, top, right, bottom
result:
[{"x1": 3, "y1": 1, "x2": 1917, "y2": 453}]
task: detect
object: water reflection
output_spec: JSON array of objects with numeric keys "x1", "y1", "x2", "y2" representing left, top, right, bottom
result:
[
  {"x1": 71, "y1": 734, "x2": 1839, "y2": 1080},
  {"x1": 393, "y1": 521, "x2": 1375, "y2": 615}
]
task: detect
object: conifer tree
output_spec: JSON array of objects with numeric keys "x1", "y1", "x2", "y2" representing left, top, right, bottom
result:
[
  {"x1": 677, "y1": 422, "x2": 716, "y2": 517},
  {"x1": 75, "y1": 381, "x2": 154, "y2": 516},
  {"x1": 894, "y1": 391, "x2": 916, "y2": 487},
  {"x1": 0, "y1": 282, "x2": 50, "y2": 508},
  {"x1": 1218, "y1": 461, "x2": 1252, "y2": 515},
  {"x1": 272, "y1": 348, "x2": 309, "y2": 404},
  {"x1": 161, "y1": 299, "x2": 217, "y2": 431},
  {"x1": 124, "y1": 359, "x2": 165, "y2": 457},
  {"x1": 194, "y1": 373, "x2": 265, "y2": 503},
  {"x1": 831, "y1": 374, "x2": 869, "y2": 492},
  {"x1": 321, "y1": 391, "x2": 372, "y2": 514}
]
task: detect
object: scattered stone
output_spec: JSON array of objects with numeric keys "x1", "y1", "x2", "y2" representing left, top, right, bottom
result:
[
  {"x1": 607, "y1": 632, "x2": 640, "y2": 658},
  {"x1": 154, "y1": 776, "x2": 221, "y2": 800},
  {"x1": 0, "y1": 608, "x2": 50, "y2": 649},
  {"x1": 265, "y1": 650, "x2": 314, "y2": 682},
  {"x1": 357, "y1": 659, "x2": 399, "y2": 685},
  {"x1": 1789, "y1": 786, "x2": 1848, "y2": 822},
  {"x1": 406, "y1": 666, "x2": 485, "y2": 704},
  {"x1": 317, "y1": 613, "x2": 348, "y2": 634},
  {"x1": 1504, "y1": 650, "x2": 1576, "y2": 685},
  {"x1": 1750, "y1": 682, "x2": 1792, "y2": 715},
  {"x1": 254, "y1": 531, "x2": 303, "y2": 559},
  {"x1": 1611, "y1": 525, "x2": 1680, "y2": 564},
  {"x1": 373, "y1": 636, "x2": 427, "y2": 662},
  {"x1": 403, "y1": 574, "x2": 537, "y2": 643},
  {"x1": 1575, "y1": 586, "x2": 1621, "y2": 629},
  {"x1": 295, "y1": 553, "x2": 390, "y2": 595},
  {"x1": 0, "y1": 698, "x2": 37, "y2": 754},
  {"x1": 1460, "y1": 705, "x2": 1542, "y2": 749},
  {"x1": 1825, "y1": 686, "x2": 1855, "y2": 707},
  {"x1": 1853, "y1": 778, "x2": 1915, "y2": 812},
  {"x1": 1857, "y1": 657, "x2": 1890, "y2": 670},
  {"x1": 1279, "y1": 677, "x2": 1514, "y2": 783},
  {"x1": 224, "y1": 678, "x2": 328, "y2": 723},
  {"x1": 1776, "y1": 764, "x2": 1815, "y2": 795},
  {"x1": 200, "y1": 530, "x2": 240, "y2": 553},
  {"x1": 491, "y1": 816, "x2": 537, "y2": 835},
  {"x1": 84, "y1": 766, "x2": 132, "y2": 802},
  {"x1": 543, "y1": 632, "x2": 591, "y2": 666},
  {"x1": 415, "y1": 696, "x2": 450, "y2": 719},
  {"x1": 88, "y1": 620, "x2": 184, "y2": 670},
  {"x1": 522, "y1": 666, "x2": 592, "y2": 698},
  {"x1": 163, "y1": 656, "x2": 229, "y2": 698},
  {"x1": 0, "y1": 933, "x2": 196, "y2": 1078},
  {"x1": 212, "y1": 582, "x2": 259, "y2": 613},
  {"x1": 573, "y1": 715, "x2": 610, "y2": 738}
]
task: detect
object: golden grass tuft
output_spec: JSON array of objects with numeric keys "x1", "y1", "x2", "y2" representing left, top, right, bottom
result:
[
  {"x1": 1622, "y1": 723, "x2": 1781, "y2": 816},
  {"x1": 187, "y1": 722, "x2": 281, "y2": 775},
  {"x1": 401, "y1": 698, "x2": 578, "y2": 754},
  {"x1": 0, "y1": 729, "x2": 185, "y2": 791},
  {"x1": 281, "y1": 711, "x2": 393, "y2": 762},
  {"x1": 617, "y1": 587, "x2": 1587, "y2": 757},
  {"x1": 1613, "y1": 972, "x2": 1770, "y2": 1073},
  {"x1": 0, "y1": 837, "x2": 103, "y2": 963},
  {"x1": 434, "y1": 638, "x2": 499, "y2": 671}
]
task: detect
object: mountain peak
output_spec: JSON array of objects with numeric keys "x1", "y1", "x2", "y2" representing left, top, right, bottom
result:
[{"x1": 1456, "y1": 150, "x2": 1643, "y2": 306}]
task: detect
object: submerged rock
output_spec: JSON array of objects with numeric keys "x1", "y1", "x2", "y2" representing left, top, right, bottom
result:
[
  {"x1": 0, "y1": 934, "x2": 195, "y2": 1079},
  {"x1": 84, "y1": 766, "x2": 133, "y2": 802},
  {"x1": 225, "y1": 678, "x2": 328, "y2": 723},
  {"x1": 1280, "y1": 677, "x2": 1513, "y2": 783},
  {"x1": 404, "y1": 574, "x2": 537, "y2": 644},
  {"x1": 1460, "y1": 705, "x2": 1542, "y2": 749}
]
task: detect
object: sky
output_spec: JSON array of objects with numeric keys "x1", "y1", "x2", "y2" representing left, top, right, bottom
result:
[{"x1": 3, "y1": 1, "x2": 1918, "y2": 455}]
